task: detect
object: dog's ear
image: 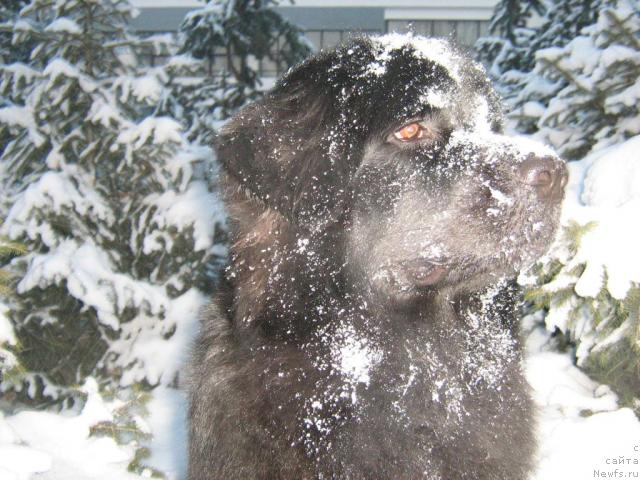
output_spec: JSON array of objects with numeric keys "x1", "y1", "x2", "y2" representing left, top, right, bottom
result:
[{"x1": 215, "y1": 60, "x2": 367, "y2": 230}]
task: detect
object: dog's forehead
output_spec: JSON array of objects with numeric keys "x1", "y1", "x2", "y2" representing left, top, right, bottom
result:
[
  {"x1": 316, "y1": 33, "x2": 491, "y2": 127},
  {"x1": 277, "y1": 33, "x2": 489, "y2": 124},
  {"x1": 367, "y1": 34, "x2": 464, "y2": 83}
]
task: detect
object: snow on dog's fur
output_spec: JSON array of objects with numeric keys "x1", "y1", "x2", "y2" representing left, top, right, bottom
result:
[{"x1": 188, "y1": 34, "x2": 567, "y2": 479}]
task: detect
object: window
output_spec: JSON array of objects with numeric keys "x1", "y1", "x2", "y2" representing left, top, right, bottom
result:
[
  {"x1": 386, "y1": 20, "x2": 490, "y2": 48},
  {"x1": 305, "y1": 29, "x2": 382, "y2": 52},
  {"x1": 137, "y1": 31, "x2": 177, "y2": 67}
]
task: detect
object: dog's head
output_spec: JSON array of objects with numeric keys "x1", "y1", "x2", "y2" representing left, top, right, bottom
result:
[{"x1": 218, "y1": 34, "x2": 567, "y2": 303}]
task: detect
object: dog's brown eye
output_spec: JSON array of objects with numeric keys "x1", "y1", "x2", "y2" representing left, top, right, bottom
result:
[
  {"x1": 394, "y1": 123, "x2": 422, "y2": 141},
  {"x1": 391, "y1": 121, "x2": 441, "y2": 144}
]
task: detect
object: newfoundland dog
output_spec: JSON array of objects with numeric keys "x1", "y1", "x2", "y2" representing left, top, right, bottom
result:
[{"x1": 189, "y1": 34, "x2": 567, "y2": 479}]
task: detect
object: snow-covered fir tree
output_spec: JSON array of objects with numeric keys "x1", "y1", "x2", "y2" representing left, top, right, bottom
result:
[
  {"x1": 504, "y1": 0, "x2": 640, "y2": 405},
  {"x1": 0, "y1": 226, "x2": 25, "y2": 398},
  {"x1": 521, "y1": 0, "x2": 607, "y2": 71},
  {"x1": 524, "y1": 138, "x2": 640, "y2": 405},
  {"x1": 510, "y1": 0, "x2": 612, "y2": 134},
  {"x1": 156, "y1": 47, "x2": 225, "y2": 144},
  {"x1": 0, "y1": 0, "x2": 28, "y2": 64},
  {"x1": 524, "y1": 0, "x2": 640, "y2": 159},
  {"x1": 0, "y1": 0, "x2": 226, "y2": 403},
  {"x1": 0, "y1": 228, "x2": 25, "y2": 295},
  {"x1": 475, "y1": 0, "x2": 611, "y2": 132},
  {"x1": 0, "y1": 0, "x2": 29, "y2": 157},
  {"x1": 474, "y1": 0, "x2": 545, "y2": 90},
  {"x1": 172, "y1": 0, "x2": 312, "y2": 136}
]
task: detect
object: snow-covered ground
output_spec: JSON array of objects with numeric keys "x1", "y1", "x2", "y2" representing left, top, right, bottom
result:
[
  {"x1": 0, "y1": 381, "x2": 188, "y2": 480},
  {"x1": 1, "y1": 139, "x2": 639, "y2": 479},
  {"x1": 526, "y1": 314, "x2": 640, "y2": 480}
]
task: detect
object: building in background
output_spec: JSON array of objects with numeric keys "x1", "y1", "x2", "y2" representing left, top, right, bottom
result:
[{"x1": 131, "y1": 0, "x2": 498, "y2": 76}]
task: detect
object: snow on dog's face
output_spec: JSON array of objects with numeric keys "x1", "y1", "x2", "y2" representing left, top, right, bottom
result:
[{"x1": 217, "y1": 34, "x2": 567, "y2": 305}]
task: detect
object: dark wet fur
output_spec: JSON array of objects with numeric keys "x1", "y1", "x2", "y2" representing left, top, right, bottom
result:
[{"x1": 188, "y1": 37, "x2": 565, "y2": 480}]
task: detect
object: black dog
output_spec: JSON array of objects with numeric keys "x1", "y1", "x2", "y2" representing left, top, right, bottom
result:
[{"x1": 189, "y1": 34, "x2": 567, "y2": 479}]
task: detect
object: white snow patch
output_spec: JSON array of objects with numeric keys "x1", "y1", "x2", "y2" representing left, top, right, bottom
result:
[
  {"x1": 0, "y1": 379, "x2": 138, "y2": 480},
  {"x1": 117, "y1": 117, "x2": 183, "y2": 150},
  {"x1": 548, "y1": 136, "x2": 640, "y2": 300},
  {"x1": 112, "y1": 288, "x2": 203, "y2": 386},
  {"x1": 0, "y1": 105, "x2": 46, "y2": 147},
  {"x1": 140, "y1": 387, "x2": 189, "y2": 480},
  {"x1": 485, "y1": 181, "x2": 515, "y2": 206},
  {"x1": 17, "y1": 239, "x2": 168, "y2": 331},
  {"x1": 88, "y1": 99, "x2": 125, "y2": 128},
  {"x1": 13, "y1": 20, "x2": 34, "y2": 32},
  {"x1": 115, "y1": 75, "x2": 165, "y2": 105},
  {"x1": 471, "y1": 96, "x2": 493, "y2": 134},
  {"x1": 338, "y1": 340, "x2": 376, "y2": 386},
  {"x1": 3, "y1": 170, "x2": 114, "y2": 247},
  {"x1": 144, "y1": 181, "x2": 223, "y2": 253},
  {"x1": 331, "y1": 323, "x2": 381, "y2": 392},
  {"x1": 448, "y1": 130, "x2": 558, "y2": 164},
  {"x1": 525, "y1": 318, "x2": 640, "y2": 480},
  {"x1": 0, "y1": 302, "x2": 16, "y2": 346},
  {"x1": 581, "y1": 136, "x2": 640, "y2": 208},
  {"x1": 419, "y1": 88, "x2": 449, "y2": 109},
  {"x1": 42, "y1": 58, "x2": 80, "y2": 79},
  {"x1": 0, "y1": 440, "x2": 52, "y2": 480},
  {"x1": 372, "y1": 33, "x2": 462, "y2": 82},
  {"x1": 44, "y1": 18, "x2": 81, "y2": 34},
  {"x1": 43, "y1": 58, "x2": 97, "y2": 93}
]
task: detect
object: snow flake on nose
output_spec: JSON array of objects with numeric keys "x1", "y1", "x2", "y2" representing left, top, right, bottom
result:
[
  {"x1": 484, "y1": 180, "x2": 515, "y2": 207},
  {"x1": 448, "y1": 130, "x2": 559, "y2": 168}
]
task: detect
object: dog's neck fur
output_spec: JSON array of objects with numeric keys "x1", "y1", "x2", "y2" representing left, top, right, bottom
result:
[
  {"x1": 225, "y1": 180, "x2": 520, "y2": 337},
  {"x1": 225, "y1": 182, "x2": 524, "y2": 391}
]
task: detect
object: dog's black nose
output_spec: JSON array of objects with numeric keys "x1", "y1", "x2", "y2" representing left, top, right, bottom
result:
[{"x1": 519, "y1": 156, "x2": 568, "y2": 201}]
